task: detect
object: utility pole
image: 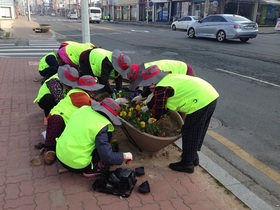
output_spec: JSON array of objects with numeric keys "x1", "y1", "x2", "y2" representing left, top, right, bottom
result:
[
  {"x1": 81, "y1": 0, "x2": 90, "y2": 43},
  {"x1": 23, "y1": 0, "x2": 26, "y2": 16},
  {"x1": 27, "y1": 0, "x2": 32, "y2": 21},
  {"x1": 204, "y1": 0, "x2": 209, "y2": 18},
  {"x1": 146, "y1": 0, "x2": 149, "y2": 24}
]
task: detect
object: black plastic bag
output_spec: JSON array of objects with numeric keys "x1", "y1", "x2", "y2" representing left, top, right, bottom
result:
[{"x1": 92, "y1": 168, "x2": 137, "y2": 197}]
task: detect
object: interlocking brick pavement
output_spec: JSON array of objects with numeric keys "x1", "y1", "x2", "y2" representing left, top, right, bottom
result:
[{"x1": 0, "y1": 56, "x2": 249, "y2": 209}]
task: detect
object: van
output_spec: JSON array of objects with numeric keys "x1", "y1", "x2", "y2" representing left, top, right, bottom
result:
[{"x1": 89, "y1": 7, "x2": 102, "y2": 23}]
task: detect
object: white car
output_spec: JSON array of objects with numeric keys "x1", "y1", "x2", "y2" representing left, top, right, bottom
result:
[
  {"x1": 187, "y1": 14, "x2": 258, "y2": 42},
  {"x1": 171, "y1": 16, "x2": 200, "y2": 31},
  {"x1": 67, "y1": 11, "x2": 78, "y2": 20}
]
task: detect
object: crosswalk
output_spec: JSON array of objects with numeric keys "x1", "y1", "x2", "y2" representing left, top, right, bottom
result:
[{"x1": 0, "y1": 37, "x2": 60, "y2": 57}]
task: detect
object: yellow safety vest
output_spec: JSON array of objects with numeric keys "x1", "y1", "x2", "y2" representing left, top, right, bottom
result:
[
  {"x1": 50, "y1": 88, "x2": 90, "y2": 124},
  {"x1": 56, "y1": 106, "x2": 114, "y2": 169},
  {"x1": 156, "y1": 74, "x2": 219, "y2": 114}
]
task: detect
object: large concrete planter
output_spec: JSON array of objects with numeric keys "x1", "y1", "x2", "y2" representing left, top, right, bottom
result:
[
  {"x1": 33, "y1": 24, "x2": 51, "y2": 33},
  {"x1": 120, "y1": 111, "x2": 183, "y2": 153}
]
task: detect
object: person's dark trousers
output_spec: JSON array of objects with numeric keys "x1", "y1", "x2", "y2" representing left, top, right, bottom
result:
[
  {"x1": 79, "y1": 49, "x2": 93, "y2": 76},
  {"x1": 181, "y1": 99, "x2": 218, "y2": 162},
  {"x1": 58, "y1": 149, "x2": 100, "y2": 173},
  {"x1": 39, "y1": 67, "x2": 58, "y2": 80},
  {"x1": 38, "y1": 94, "x2": 57, "y2": 117},
  {"x1": 45, "y1": 114, "x2": 65, "y2": 151}
]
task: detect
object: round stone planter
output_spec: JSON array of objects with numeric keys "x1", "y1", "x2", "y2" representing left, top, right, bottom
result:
[
  {"x1": 120, "y1": 110, "x2": 183, "y2": 153},
  {"x1": 39, "y1": 24, "x2": 51, "y2": 33}
]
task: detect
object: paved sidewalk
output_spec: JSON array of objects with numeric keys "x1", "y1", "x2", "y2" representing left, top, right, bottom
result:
[
  {"x1": 0, "y1": 16, "x2": 275, "y2": 210},
  {"x1": 0, "y1": 56, "x2": 249, "y2": 210}
]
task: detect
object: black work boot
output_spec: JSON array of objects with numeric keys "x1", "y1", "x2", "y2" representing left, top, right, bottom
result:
[
  {"x1": 193, "y1": 155, "x2": 199, "y2": 166},
  {"x1": 180, "y1": 154, "x2": 199, "y2": 166},
  {"x1": 169, "y1": 161, "x2": 194, "y2": 173}
]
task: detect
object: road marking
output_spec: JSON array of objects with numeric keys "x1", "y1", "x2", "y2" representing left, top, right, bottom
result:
[
  {"x1": 216, "y1": 68, "x2": 280, "y2": 88},
  {"x1": 0, "y1": 43, "x2": 15, "y2": 46},
  {"x1": 131, "y1": 29, "x2": 149, "y2": 33},
  {"x1": 0, "y1": 52, "x2": 49, "y2": 56},
  {"x1": 207, "y1": 130, "x2": 280, "y2": 184},
  {"x1": 0, "y1": 49, "x2": 57, "y2": 52}
]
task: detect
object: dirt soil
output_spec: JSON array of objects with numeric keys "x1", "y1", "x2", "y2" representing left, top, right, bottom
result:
[{"x1": 155, "y1": 113, "x2": 181, "y2": 137}]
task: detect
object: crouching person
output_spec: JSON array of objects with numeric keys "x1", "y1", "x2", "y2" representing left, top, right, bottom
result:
[{"x1": 56, "y1": 98, "x2": 133, "y2": 178}]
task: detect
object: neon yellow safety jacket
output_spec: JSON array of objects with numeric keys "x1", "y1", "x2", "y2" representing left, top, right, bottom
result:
[
  {"x1": 38, "y1": 52, "x2": 57, "y2": 72},
  {"x1": 156, "y1": 74, "x2": 219, "y2": 114},
  {"x1": 56, "y1": 106, "x2": 114, "y2": 169},
  {"x1": 33, "y1": 74, "x2": 58, "y2": 103},
  {"x1": 66, "y1": 43, "x2": 93, "y2": 66},
  {"x1": 89, "y1": 48, "x2": 116, "y2": 78},
  {"x1": 50, "y1": 88, "x2": 90, "y2": 124},
  {"x1": 145, "y1": 59, "x2": 188, "y2": 75}
]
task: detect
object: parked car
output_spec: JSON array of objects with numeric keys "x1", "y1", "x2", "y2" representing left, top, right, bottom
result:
[
  {"x1": 67, "y1": 11, "x2": 78, "y2": 20},
  {"x1": 171, "y1": 16, "x2": 200, "y2": 31},
  {"x1": 187, "y1": 14, "x2": 258, "y2": 42}
]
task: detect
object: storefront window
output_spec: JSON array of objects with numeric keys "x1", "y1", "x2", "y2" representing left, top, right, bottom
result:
[
  {"x1": 155, "y1": 2, "x2": 169, "y2": 22},
  {"x1": 123, "y1": 5, "x2": 129, "y2": 21},
  {"x1": 131, "y1": 5, "x2": 137, "y2": 21},
  {"x1": 258, "y1": 4, "x2": 279, "y2": 25},
  {"x1": 116, "y1": 6, "x2": 121, "y2": 20}
]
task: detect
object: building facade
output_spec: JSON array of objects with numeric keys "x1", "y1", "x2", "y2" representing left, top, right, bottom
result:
[
  {"x1": 101, "y1": 0, "x2": 280, "y2": 26},
  {"x1": 0, "y1": 0, "x2": 16, "y2": 19},
  {"x1": 1, "y1": 0, "x2": 279, "y2": 26}
]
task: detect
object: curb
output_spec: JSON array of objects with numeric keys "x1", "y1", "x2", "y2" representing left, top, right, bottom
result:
[{"x1": 174, "y1": 140, "x2": 275, "y2": 210}]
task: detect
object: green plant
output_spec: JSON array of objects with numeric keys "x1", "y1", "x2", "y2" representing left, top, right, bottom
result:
[{"x1": 119, "y1": 102, "x2": 161, "y2": 136}]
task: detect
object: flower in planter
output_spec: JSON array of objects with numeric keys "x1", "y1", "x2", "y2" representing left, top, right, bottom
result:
[
  {"x1": 117, "y1": 90, "x2": 162, "y2": 135},
  {"x1": 116, "y1": 88, "x2": 181, "y2": 137},
  {"x1": 120, "y1": 104, "x2": 161, "y2": 135}
]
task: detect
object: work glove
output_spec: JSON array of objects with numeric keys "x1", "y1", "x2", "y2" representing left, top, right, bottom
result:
[
  {"x1": 140, "y1": 105, "x2": 149, "y2": 113},
  {"x1": 115, "y1": 98, "x2": 129, "y2": 106},
  {"x1": 111, "y1": 92, "x2": 116, "y2": 99},
  {"x1": 143, "y1": 93, "x2": 154, "y2": 105},
  {"x1": 123, "y1": 152, "x2": 133, "y2": 164},
  {"x1": 131, "y1": 95, "x2": 145, "y2": 104}
]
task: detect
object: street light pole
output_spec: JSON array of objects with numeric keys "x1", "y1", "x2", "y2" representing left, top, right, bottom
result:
[
  {"x1": 81, "y1": 0, "x2": 90, "y2": 43},
  {"x1": 23, "y1": 0, "x2": 26, "y2": 16},
  {"x1": 146, "y1": 0, "x2": 149, "y2": 24},
  {"x1": 27, "y1": 0, "x2": 32, "y2": 21}
]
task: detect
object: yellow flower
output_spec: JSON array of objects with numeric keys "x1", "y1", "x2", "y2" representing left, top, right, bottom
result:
[
  {"x1": 120, "y1": 111, "x2": 127, "y2": 117},
  {"x1": 129, "y1": 108, "x2": 134, "y2": 112},
  {"x1": 135, "y1": 105, "x2": 141, "y2": 111},
  {"x1": 128, "y1": 112, "x2": 132, "y2": 117},
  {"x1": 149, "y1": 118, "x2": 157, "y2": 123},
  {"x1": 140, "y1": 121, "x2": 146, "y2": 128}
]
